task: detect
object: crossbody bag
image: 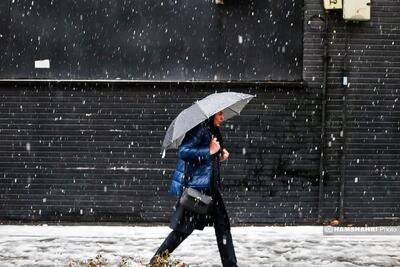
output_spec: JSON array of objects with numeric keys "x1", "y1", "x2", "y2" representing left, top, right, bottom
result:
[{"x1": 179, "y1": 162, "x2": 213, "y2": 215}]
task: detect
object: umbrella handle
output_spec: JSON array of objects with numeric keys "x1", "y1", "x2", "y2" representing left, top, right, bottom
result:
[
  {"x1": 211, "y1": 136, "x2": 223, "y2": 156},
  {"x1": 210, "y1": 134, "x2": 223, "y2": 156}
]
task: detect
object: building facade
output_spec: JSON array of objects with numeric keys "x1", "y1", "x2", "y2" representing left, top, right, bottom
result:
[{"x1": 0, "y1": 0, "x2": 399, "y2": 225}]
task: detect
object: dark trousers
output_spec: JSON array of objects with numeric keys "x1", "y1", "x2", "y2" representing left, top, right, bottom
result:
[
  {"x1": 154, "y1": 229, "x2": 237, "y2": 267},
  {"x1": 153, "y1": 202, "x2": 238, "y2": 266}
]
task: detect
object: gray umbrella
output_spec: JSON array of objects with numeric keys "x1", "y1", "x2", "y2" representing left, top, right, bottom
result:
[{"x1": 162, "y1": 92, "x2": 255, "y2": 151}]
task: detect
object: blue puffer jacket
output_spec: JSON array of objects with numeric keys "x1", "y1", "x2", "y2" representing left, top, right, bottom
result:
[{"x1": 169, "y1": 123, "x2": 213, "y2": 196}]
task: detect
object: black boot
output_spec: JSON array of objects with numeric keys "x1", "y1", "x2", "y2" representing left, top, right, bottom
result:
[{"x1": 149, "y1": 230, "x2": 190, "y2": 266}]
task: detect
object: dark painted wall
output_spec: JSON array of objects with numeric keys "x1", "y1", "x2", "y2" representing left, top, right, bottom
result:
[{"x1": 0, "y1": 0, "x2": 303, "y2": 81}]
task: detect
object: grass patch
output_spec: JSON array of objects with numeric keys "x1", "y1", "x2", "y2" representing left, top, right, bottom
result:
[{"x1": 67, "y1": 252, "x2": 189, "y2": 267}]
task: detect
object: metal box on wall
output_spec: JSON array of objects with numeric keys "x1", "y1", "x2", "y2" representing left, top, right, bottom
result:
[
  {"x1": 323, "y1": 0, "x2": 343, "y2": 10},
  {"x1": 343, "y1": 0, "x2": 371, "y2": 21}
]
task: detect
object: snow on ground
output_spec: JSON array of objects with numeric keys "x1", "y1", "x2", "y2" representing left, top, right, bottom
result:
[{"x1": 0, "y1": 225, "x2": 399, "y2": 267}]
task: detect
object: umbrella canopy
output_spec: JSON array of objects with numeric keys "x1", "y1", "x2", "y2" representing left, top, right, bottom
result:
[{"x1": 162, "y1": 92, "x2": 255, "y2": 150}]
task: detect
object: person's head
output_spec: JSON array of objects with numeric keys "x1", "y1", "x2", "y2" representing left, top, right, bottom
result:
[{"x1": 213, "y1": 111, "x2": 224, "y2": 127}]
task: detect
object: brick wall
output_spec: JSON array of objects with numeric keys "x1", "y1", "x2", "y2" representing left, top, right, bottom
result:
[{"x1": 304, "y1": 0, "x2": 400, "y2": 223}]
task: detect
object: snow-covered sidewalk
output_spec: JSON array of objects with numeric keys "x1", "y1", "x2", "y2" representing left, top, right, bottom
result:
[{"x1": 0, "y1": 225, "x2": 399, "y2": 267}]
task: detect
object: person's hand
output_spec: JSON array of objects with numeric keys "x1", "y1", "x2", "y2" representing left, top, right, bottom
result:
[
  {"x1": 209, "y1": 137, "x2": 220, "y2": 155},
  {"x1": 220, "y1": 148, "x2": 229, "y2": 161}
]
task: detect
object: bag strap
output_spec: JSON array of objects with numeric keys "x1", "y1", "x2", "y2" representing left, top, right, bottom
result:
[{"x1": 183, "y1": 161, "x2": 189, "y2": 187}]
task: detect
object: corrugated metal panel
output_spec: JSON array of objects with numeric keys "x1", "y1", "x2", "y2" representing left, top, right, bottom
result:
[{"x1": 0, "y1": 83, "x2": 320, "y2": 224}]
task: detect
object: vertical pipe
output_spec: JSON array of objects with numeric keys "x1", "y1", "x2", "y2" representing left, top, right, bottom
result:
[
  {"x1": 339, "y1": 23, "x2": 349, "y2": 221},
  {"x1": 318, "y1": 13, "x2": 329, "y2": 223}
]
